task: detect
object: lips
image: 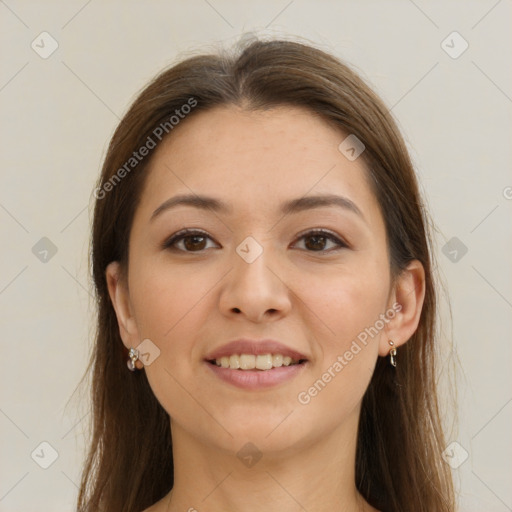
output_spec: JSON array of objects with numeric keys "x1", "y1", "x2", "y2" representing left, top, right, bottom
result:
[
  {"x1": 204, "y1": 338, "x2": 309, "y2": 389},
  {"x1": 205, "y1": 338, "x2": 308, "y2": 362}
]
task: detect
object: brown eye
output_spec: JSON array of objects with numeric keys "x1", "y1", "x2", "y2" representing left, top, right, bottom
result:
[
  {"x1": 293, "y1": 230, "x2": 347, "y2": 252},
  {"x1": 305, "y1": 234, "x2": 328, "y2": 251},
  {"x1": 163, "y1": 230, "x2": 219, "y2": 252},
  {"x1": 182, "y1": 234, "x2": 207, "y2": 251}
]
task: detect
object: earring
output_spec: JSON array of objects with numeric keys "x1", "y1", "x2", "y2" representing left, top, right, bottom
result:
[
  {"x1": 127, "y1": 348, "x2": 142, "y2": 371},
  {"x1": 388, "y1": 340, "x2": 397, "y2": 367}
]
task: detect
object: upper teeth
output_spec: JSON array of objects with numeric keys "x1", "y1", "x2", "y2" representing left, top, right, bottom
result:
[{"x1": 214, "y1": 354, "x2": 299, "y2": 370}]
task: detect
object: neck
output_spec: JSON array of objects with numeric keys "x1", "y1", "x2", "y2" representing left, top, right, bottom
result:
[{"x1": 161, "y1": 407, "x2": 376, "y2": 512}]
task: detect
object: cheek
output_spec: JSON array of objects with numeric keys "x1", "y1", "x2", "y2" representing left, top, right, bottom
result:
[
  {"x1": 130, "y1": 262, "x2": 216, "y2": 341},
  {"x1": 295, "y1": 259, "x2": 390, "y2": 348},
  {"x1": 293, "y1": 290, "x2": 383, "y2": 426},
  {"x1": 129, "y1": 266, "x2": 219, "y2": 422},
  {"x1": 292, "y1": 260, "x2": 389, "y2": 409},
  {"x1": 129, "y1": 260, "x2": 225, "y2": 361}
]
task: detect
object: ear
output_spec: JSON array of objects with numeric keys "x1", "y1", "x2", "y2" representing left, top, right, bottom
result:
[
  {"x1": 105, "y1": 261, "x2": 141, "y2": 350},
  {"x1": 378, "y1": 259, "x2": 426, "y2": 356}
]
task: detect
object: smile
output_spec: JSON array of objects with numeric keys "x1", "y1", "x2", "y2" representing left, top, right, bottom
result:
[
  {"x1": 205, "y1": 355, "x2": 308, "y2": 390},
  {"x1": 208, "y1": 353, "x2": 306, "y2": 370}
]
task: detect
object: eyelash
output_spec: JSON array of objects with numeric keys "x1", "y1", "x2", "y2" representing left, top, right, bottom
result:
[{"x1": 162, "y1": 228, "x2": 348, "y2": 253}]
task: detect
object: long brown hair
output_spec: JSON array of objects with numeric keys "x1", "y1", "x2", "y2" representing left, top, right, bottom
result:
[{"x1": 77, "y1": 37, "x2": 455, "y2": 511}]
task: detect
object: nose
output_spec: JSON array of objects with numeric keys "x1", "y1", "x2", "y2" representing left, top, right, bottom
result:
[{"x1": 218, "y1": 243, "x2": 292, "y2": 323}]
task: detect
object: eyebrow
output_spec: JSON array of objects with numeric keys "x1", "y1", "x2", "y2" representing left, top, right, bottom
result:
[{"x1": 150, "y1": 193, "x2": 366, "y2": 223}]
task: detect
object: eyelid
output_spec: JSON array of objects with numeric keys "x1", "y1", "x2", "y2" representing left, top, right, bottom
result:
[
  {"x1": 162, "y1": 227, "x2": 349, "y2": 252},
  {"x1": 291, "y1": 228, "x2": 349, "y2": 251},
  {"x1": 162, "y1": 228, "x2": 220, "y2": 251}
]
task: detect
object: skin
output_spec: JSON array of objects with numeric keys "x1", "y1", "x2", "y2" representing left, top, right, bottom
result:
[{"x1": 106, "y1": 105, "x2": 425, "y2": 512}]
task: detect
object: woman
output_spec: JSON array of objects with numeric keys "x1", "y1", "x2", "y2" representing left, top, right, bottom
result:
[{"x1": 77, "y1": 37, "x2": 455, "y2": 511}]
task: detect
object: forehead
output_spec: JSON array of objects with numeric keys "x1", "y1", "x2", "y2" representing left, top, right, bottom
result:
[
  {"x1": 137, "y1": 105, "x2": 382, "y2": 226},
  {"x1": 149, "y1": 105, "x2": 348, "y2": 180}
]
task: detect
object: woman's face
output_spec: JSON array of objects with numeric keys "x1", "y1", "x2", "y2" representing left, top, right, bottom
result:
[{"x1": 108, "y1": 105, "x2": 418, "y2": 457}]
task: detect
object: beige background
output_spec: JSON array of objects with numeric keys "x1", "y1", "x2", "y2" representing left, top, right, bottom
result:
[{"x1": 0, "y1": 1, "x2": 511, "y2": 510}]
